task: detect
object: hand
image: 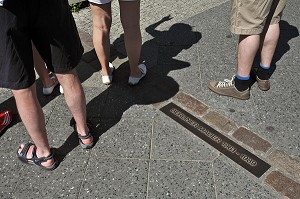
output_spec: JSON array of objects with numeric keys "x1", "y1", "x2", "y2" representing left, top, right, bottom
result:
[{"x1": 161, "y1": 15, "x2": 173, "y2": 22}]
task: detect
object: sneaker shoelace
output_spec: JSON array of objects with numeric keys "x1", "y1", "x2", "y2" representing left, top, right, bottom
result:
[{"x1": 216, "y1": 76, "x2": 235, "y2": 88}]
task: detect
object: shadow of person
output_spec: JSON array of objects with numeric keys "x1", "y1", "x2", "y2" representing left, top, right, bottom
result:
[
  {"x1": 271, "y1": 20, "x2": 299, "y2": 70},
  {"x1": 57, "y1": 16, "x2": 202, "y2": 159},
  {"x1": 113, "y1": 15, "x2": 202, "y2": 74},
  {"x1": 251, "y1": 20, "x2": 299, "y2": 85}
]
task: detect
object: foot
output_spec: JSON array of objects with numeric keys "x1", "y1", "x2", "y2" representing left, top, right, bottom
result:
[
  {"x1": 78, "y1": 132, "x2": 94, "y2": 149},
  {"x1": 17, "y1": 143, "x2": 57, "y2": 170},
  {"x1": 128, "y1": 64, "x2": 147, "y2": 86},
  {"x1": 71, "y1": 119, "x2": 94, "y2": 149},
  {"x1": 43, "y1": 76, "x2": 59, "y2": 95},
  {"x1": 208, "y1": 76, "x2": 250, "y2": 100},
  {"x1": 256, "y1": 76, "x2": 270, "y2": 91},
  {"x1": 102, "y1": 63, "x2": 115, "y2": 85},
  {"x1": 0, "y1": 110, "x2": 13, "y2": 133}
]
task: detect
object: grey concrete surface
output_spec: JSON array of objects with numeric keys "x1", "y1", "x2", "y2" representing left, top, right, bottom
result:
[{"x1": 0, "y1": 0, "x2": 299, "y2": 198}]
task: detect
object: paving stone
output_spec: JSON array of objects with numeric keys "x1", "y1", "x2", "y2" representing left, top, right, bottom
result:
[
  {"x1": 268, "y1": 150, "x2": 300, "y2": 180},
  {"x1": 152, "y1": 113, "x2": 219, "y2": 161},
  {"x1": 80, "y1": 158, "x2": 148, "y2": 198},
  {"x1": 0, "y1": 153, "x2": 23, "y2": 193},
  {"x1": 90, "y1": 118, "x2": 152, "y2": 159},
  {"x1": 78, "y1": 28, "x2": 93, "y2": 53},
  {"x1": 214, "y1": 156, "x2": 282, "y2": 199},
  {"x1": 148, "y1": 160, "x2": 215, "y2": 199},
  {"x1": 265, "y1": 171, "x2": 300, "y2": 199},
  {"x1": 12, "y1": 156, "x2": 90, "y2": 199},
  {"x1": 233, "y1": 127, "x2": 272, "y2": 153},
  {"x1": 202, "y1": 111, "x2": 238, "y2": 134},
  {"x1": 173, "y1": 91, "x2": 209, "y2": 116}
]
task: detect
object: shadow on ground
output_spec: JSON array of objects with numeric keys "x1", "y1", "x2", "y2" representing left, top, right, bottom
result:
[{"x1": 56, "y1": 16, "x2": 202, "y2": 160}]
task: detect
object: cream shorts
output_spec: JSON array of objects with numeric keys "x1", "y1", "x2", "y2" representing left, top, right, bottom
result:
[
  {"x1": 231, "y1": 0, "x2": 287, "y2": 35},
  {"x1": 89, "y1": 0, "x2": 136, "y2": 4}
]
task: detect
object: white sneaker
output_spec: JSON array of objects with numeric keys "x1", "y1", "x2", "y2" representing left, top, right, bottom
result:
[
  {"x1": 42, "y1": 76, "x2": 59, "y2": 95},
  {"x1": 102, "y1": 62, "x2": 115, "y2": 85},
  {"x1": 128, "y1": 64, "x2": 147, "y2": 86}
]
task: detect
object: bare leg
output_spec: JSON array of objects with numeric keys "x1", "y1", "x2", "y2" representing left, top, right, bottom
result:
[
  {"x1": 13, "y1": 83, "x2": 54, "y2": 167},
  {"x1": 32, "y1": 44, "x2": 55, "y2": 88},
  {"x1": 237, "y1": 34, "x2": 260, "y2": 77},
  {"x1": 55, "y1": 69, "x2": 92, "y2": 145},
  {"x1": 260, "y1": 23, "x2": 280, "y2": 66},
  {"x1": 119, "y1": 0, "x2": 142, "y2": 77},
  {"x1": 90, "y1": 3, "x2": 112, "y2": 76}
]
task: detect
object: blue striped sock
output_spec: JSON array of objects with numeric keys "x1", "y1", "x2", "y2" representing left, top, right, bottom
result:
[
  {"x1": 259, "y1": 63, "x2": 270, "y2": 69},
  {"x1": 234, "y1": 75, "x2": 250, "y2": 91},
  {"x1": 236, "y1": 74, "x2": 250, "y2": 80}
]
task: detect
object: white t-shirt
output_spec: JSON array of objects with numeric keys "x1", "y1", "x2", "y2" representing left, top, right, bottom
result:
[{"x1": 0, "y1": 0, "x2": 4, "y2": 6}]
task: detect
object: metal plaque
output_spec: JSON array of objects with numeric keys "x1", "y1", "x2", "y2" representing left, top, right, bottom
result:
[{"x1": 160, "y1": 103, "x2": 271, "y2": 178}]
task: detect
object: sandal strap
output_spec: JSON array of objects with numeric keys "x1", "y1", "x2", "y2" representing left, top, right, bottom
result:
[
  {"x1": 32, "y1": 150, "x2": 54, "y2": 166},
  {"x1": 17, "y1": 143, "x2": 34, "y2": 162},
  {"x1": 78, "y1": 132, "x2": 92, "y2": 139}
]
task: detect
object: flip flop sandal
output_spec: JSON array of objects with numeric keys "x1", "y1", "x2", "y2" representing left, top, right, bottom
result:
[{"x1": 17, "y1": 143, "x2": 58, "y2": 171}]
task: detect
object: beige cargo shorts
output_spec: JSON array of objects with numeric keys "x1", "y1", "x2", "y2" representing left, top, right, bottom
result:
[{"x1": 231, "y1": 0, "x2": 287, "y2": 35}]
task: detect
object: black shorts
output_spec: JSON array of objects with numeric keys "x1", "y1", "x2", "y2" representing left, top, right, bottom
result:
[{"x1": 0, "y1": 0, "x2": 83, "y2": 89}]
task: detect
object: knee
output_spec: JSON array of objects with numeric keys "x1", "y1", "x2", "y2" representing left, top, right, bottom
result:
[{"x1": 93, "y1": 16, "x2": 112, "y2": 33}]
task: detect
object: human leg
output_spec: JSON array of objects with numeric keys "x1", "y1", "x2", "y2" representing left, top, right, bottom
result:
[
  {"x1": 0, "y1": 3, "x2": 57, "y2": 169},
  {"x1": 12, "y1": 83, "x2": 56, "y2": 168},
  {"x1": 208, "y1": 0, "x2": 269, "y2": 99},
  {"x1": 90, "y1": 2, "x2": 114, "y2": 84},
  {"x1": 34, "y1": 0, "x2": 93, "y2": 147},
  {"x1": 260, "y1": 23, "x2": 280, "y2": 67},
  {"x1": 208, "y1": 34, "x2": 259, "y2": 100},
  {"x1": 55, "y1": 70, "x2": 93, "y2": 146},
  {"x1": 119, "y1": 0, "x2": 147, "y2": 85},
  {"x1": 236, "y1": 35, "x2": 260, "y2": 77},
  {"x1": 255, "y1": 23, "x2": 280, "y2": 91},
  {"x1": 32, "y1": 43, "x2": 58, "y2": 95},
  {"x1": 119, "y1": 0, "x2": 142, "y2": 77}
]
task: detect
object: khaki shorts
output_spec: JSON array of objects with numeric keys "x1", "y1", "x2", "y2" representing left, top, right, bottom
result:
[{"x1": 231, "y1": 0, "x2": 287, "y2": 35}]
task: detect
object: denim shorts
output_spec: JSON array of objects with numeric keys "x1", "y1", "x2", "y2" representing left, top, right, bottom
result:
[
  {"x1": 231, "y1": 0, "x2": 287, "y2": 35},
  {"x1": 0, "y1": 0, "x2": 83, "y2": 89}
]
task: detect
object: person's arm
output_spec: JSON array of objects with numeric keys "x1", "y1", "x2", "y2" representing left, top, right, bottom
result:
[{"x1": 145, "y1": 15, "x2": 173, "y2": 36}]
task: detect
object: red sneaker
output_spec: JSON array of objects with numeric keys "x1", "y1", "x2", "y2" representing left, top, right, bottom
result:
[{"x1": 0, "y1": 110, "x2": 13, "y2": 133}]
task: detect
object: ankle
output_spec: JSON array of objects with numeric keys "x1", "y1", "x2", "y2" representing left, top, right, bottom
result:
[
  {"x1": 35, "y1": 147, "x2": 51, "y2": 159},
  {"x1": 257, "y1": 63, "x2": 270, "y2": 80},
  {"x1": 234, "y1": 75, "x2": 250, "y2": 91}
]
